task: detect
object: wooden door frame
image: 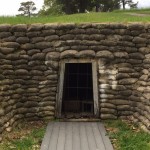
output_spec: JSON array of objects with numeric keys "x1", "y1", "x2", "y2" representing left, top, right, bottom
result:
[{"x1": 56, "y1": 59, "x2": 99, "y2": 118}]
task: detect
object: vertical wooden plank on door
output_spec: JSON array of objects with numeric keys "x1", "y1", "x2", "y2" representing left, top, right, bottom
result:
[
  {"x1": 57, "y1": 62, "x2": 65, "y2": 118},
  {"x1": 92, "y1": 61, "x2": 99, "y2": 117}
]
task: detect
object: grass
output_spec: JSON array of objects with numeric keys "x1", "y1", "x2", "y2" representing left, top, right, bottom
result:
[
  {"x1": 114, "y1": 8, "x2": 150, "y2": 13},
  {"x1": 0, "y1": 121, "x2": 46, "y2": 150},
  {"x1": 0, "y1": 8, "x2": 150, "y2": 24},
  {"x1": 105, "y1": 120, "x2": 150, "y2": 150},
  {"x1": 0, "y1": 120, "x2": 150, "y2": 150}
]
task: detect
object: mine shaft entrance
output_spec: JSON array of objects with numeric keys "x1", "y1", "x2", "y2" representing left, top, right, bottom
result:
[
  {"x1": 57, "y1": 60, "x2": 99, "y2": 119},
  {"x1": 62, "y1": 63, "x2": 94, "y2": 118}
]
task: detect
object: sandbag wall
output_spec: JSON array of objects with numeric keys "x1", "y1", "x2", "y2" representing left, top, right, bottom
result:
[
  {"x1": 0, "y1": 23, "x2": 150, "y2": 139},
  {"x1": 0, "y1": 24, "x2": 58, "y2": 140}
]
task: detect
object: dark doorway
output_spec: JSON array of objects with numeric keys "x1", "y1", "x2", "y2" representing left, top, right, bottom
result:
[{"x1": 62, "y1": 63, "x2": 94, "y2": 118}]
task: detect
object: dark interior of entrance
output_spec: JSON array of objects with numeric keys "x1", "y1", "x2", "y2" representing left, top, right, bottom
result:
[{"x1": 62, "y1": 63, "x2": 94, "y2": 117}]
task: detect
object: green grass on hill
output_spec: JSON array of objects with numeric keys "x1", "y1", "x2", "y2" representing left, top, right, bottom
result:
[
  {"x1": 0, "y1": 8, "x2": 150, "y2": 24},
  {"x1": 0, "y1": 121, "x2": 46, "y2": 150},
  {"x1": 114, "y1": 8, "x2": 150, "y2": 13},
  {"x1": 105, "y1": 120, "x2": 150, "y2": 150}
]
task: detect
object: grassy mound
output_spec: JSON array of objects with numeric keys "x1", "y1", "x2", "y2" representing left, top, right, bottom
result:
[
  {"x1": 105, "y1": 120, "x2": 150, "y2": 150},
  {"x1": 0, "y1": 8, "x2": 150, "y2": 24},
  {"x1": 0, "y1": 121, "x2": 46, "y2": 150}
]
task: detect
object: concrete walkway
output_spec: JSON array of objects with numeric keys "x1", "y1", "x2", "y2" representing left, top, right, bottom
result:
[{"x1": 41, "y1": 122, "x2": 114, "y2": 150}]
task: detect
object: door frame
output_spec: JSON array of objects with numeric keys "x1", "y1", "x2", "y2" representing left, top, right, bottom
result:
[{"x1": 56, "y1": 59, "x2": 99, "y2": 118}]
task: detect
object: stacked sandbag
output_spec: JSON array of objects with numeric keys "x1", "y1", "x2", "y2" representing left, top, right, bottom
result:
[
  {"x1": 0, "y1": 24, "x2": 25, "y2": 140},
  {"x1": 97, "y1": 58, "x2": 117, "y2": 120},
  {"x1": 116, "y1": 63, "x2": 138, "y2": 118},
  {"x1": 0, "y1": 23, "x2": 150, "y2": 139},
  {"x1": 132, "y1": 32, "x2": 150, "y2": 131},
  {"x1": 124, "y1": 24, "x2": 150, "y2": 131},
  {"x1": 24, "y1": 24, "x2": 58, "y2": 120},
  {"x1": 10, "y1": 25, "x2": 29, "y2": 127}
]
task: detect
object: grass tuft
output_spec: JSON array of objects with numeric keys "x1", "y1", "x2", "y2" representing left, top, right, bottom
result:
[
  {"x1": 105, "y1": 120, "x2": 150, "y2": 150},
  {"x1": 0, "y1": 121, "x2": 46, "y2": 150}
]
